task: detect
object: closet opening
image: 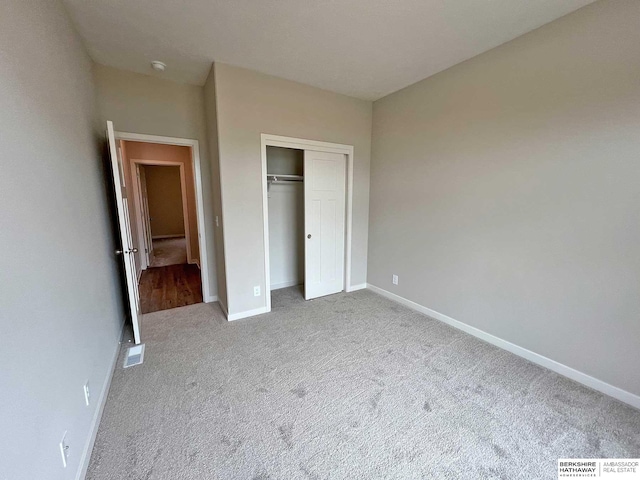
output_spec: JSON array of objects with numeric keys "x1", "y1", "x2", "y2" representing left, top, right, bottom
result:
[{"x1": 267, "y1": 146, "x2": 305, "y2": 304}]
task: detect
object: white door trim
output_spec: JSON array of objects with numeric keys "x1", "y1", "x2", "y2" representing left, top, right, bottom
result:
[
  {"x1": 115, "y1": 131, "x2": 214, "y2": 302},
  {"x1": 130, "y1": 159, "x2": 193, "y2": 265},
  {"x1": 260, "y1": 134, "x2": 355, "y2": 313},
  {"x1": 131, "y1": 164, "x2": 151, "y2": 271}
]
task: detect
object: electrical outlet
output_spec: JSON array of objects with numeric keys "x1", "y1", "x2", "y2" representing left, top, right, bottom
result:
[
  {"x1": 253, "y1": 286, "x2": 261, "y2": 297},
  {"x1": 59, "y1": 431, "x2": 70, "y2": 468},
  {"x1": 83, "y1": 382, "x2": 90, "y2": 406},
  {"x1": 392, "y1": 274, "x2": 399, "y2": 285}
]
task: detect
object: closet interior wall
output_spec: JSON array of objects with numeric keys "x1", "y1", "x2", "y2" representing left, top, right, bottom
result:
[{"x1": 267, "y1": 146, "x2": 304, "y2": 291}]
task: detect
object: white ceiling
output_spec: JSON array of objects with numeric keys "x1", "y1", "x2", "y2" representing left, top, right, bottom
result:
[{"x1": 62, "y1": 0, "x2": 596, "y2": 100}]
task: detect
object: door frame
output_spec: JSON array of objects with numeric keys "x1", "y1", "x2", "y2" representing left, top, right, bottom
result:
[
  {"x1": 260, "y1": 134, "x2": 355, "y2": 312},
  {"x1": 115, "y1": 131, "x2": 214, "y2": 303},
  {"x1": 130, "y1": 160, "x2": 193, "y2": 267}
]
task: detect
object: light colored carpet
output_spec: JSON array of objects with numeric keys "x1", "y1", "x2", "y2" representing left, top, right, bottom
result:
[
  {"x1": 87, "y1": 287, "x2": 640, "y2": 479},
  {"x1": 149, "y1": 237, "x2": 187, "y2": 267}
]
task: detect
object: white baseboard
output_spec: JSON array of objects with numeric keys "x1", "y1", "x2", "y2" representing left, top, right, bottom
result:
[
  {"x1": 228, "y1": 306, "x2": 269, "y2": 321},
  {"x1": 347, "y1": 283, "x2": 367, "y2": 292},
  {"x1": 270, "y1": 280, "x2": 302, "y2": 291},
  {"x1": 76, "y1": 320, "x2": 125, "y2": 480},
  {"x1": 366, "y1": 283, "x2": 640, "y2": 410}
]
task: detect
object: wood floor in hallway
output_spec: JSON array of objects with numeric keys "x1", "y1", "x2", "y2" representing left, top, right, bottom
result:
[{"x1": 139, "y1": 263, "x2": 203, "y2": 313}]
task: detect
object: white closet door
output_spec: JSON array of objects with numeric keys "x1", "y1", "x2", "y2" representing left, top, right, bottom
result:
[{"x1": 304, "y1": 150, "x2": 346, "y2": 300}]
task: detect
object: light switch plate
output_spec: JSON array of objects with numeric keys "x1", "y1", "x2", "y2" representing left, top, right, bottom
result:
[
  {"x1": 83, "y1": 382, "x2": 90, "y2": 406},
  {"x1": 59, "y1": 431, "x2": 69, "y2": 468}
]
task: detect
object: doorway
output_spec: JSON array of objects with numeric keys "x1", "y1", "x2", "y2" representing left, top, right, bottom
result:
[
  {"x1": 134, "y1": 163, "x2": 187, "y2": 268},
  {"x1": 123, "y1": 142, "x2": 202, "y2": 314},
  {"x1": 129, "y1": 159, "x2": 202, "y2": 314},
  {"x1": 261, "y1": 134, "x2": 354, "y2": 312},
  {"x1": 106, "y1": 122, "x2": 212, "y2": 343}
]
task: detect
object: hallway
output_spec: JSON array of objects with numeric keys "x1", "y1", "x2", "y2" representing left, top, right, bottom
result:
[
  {"x1": 139, "y1": 263, "x2": 203, "y2": 313},
  {"x1": 149, "y1": 237, "x2": 187, "y2": 267}
]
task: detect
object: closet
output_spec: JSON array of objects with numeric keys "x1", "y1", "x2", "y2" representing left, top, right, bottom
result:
[
  {"x1": 266, "y1": 145, "x2": 346, "y2": 301},
  {"x1": 267, "y1": 146, "x2": 305, "y2": 291}
]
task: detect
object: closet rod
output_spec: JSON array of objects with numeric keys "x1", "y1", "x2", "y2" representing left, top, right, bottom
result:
[
  {"x1": 267, "y1": 174, "x2": 303, "y2": 182},
  {"x1": 267, "y1": 174, "x2": 303, "y2": 194}
]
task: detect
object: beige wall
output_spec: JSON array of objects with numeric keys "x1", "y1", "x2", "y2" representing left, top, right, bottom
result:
[
  {"x1": 368, "y1": 0, "x2": 640, "y2": 396},
  {"x1": 212, "y1": 63, "x2": 372, "y2": 315},
  {"x1": 145, "y1": 166, "x2": 185, "y2": 237},
  {"x1": 0, "y1": 1, "x2": 123, "y2": 478},
  {"x1": 122, "y1": 141, "x2": 199, "y2": 265},
  {"x1": 94, "y1": 64, "x2": 217, "y2": 299}
]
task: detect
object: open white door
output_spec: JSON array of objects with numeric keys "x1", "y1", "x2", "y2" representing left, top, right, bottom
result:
[
  {"x1": 107, "y1": 121, "x2": 142, "y2": 344},
  {"x1": 304, "y1": 150, "x2": 346, "y2": 300}
]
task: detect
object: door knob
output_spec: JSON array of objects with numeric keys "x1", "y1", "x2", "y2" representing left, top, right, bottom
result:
[
  {"x1": 116, "y1": 248, "x2": 138, "y2": 255},
  {"x1": 307, "y1": 234, "x2": 312, "y2": 239}
]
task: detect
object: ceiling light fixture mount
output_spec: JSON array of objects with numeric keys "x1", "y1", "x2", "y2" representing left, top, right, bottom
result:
[{"x1": 151, "y1": 61, "x2": 166, "y2": 72}]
